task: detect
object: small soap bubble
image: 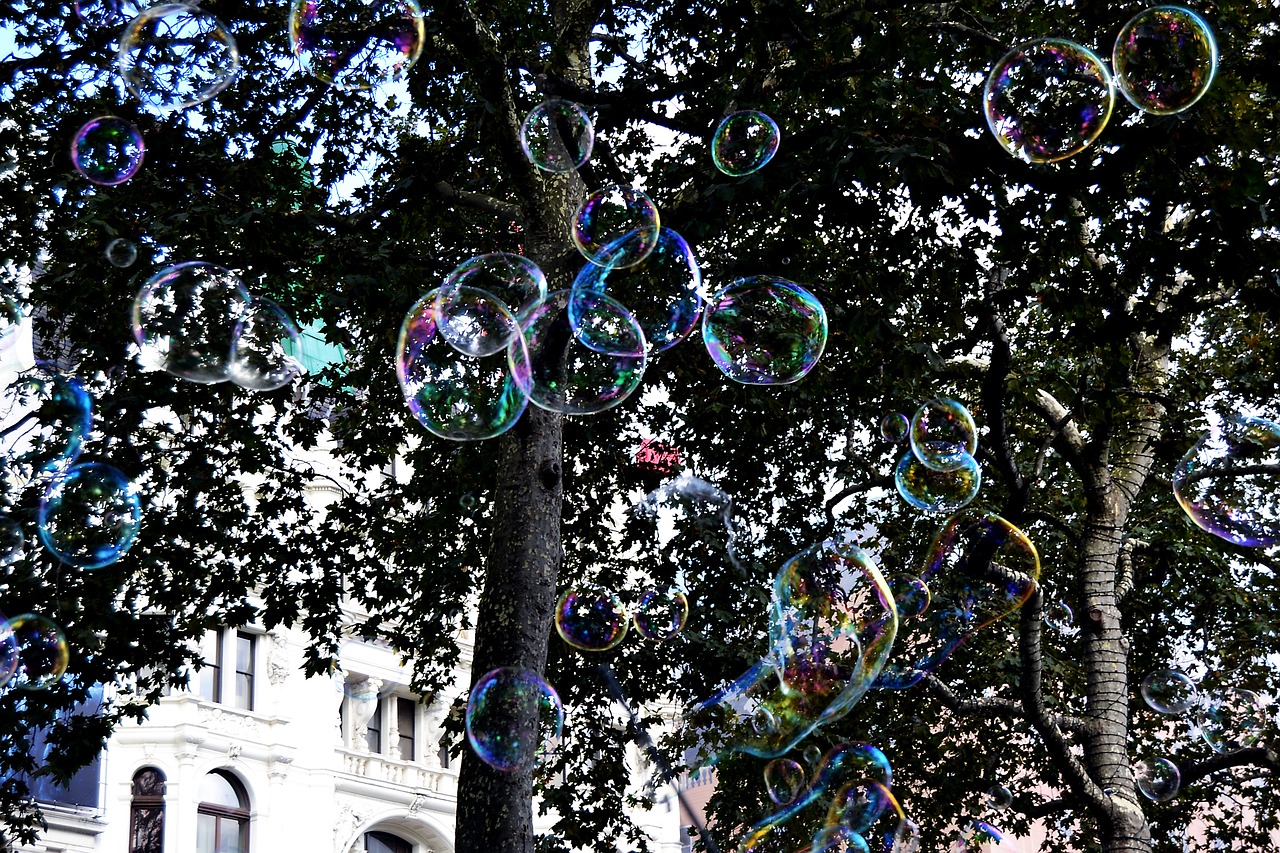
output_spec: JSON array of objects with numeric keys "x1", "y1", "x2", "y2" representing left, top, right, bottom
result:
[
  {"x1": 1140, "y1": 669, "x2": 1199, "y2": 715},
  {"x1": 132, "y1": 262, "x2": 252, "y2": 384},
  {"x1": 1044, "y1": 601, "x2": 1074, "y2": 632},
  {"x1": 119, "y1": 4, "x2": 240, "y2": 112},
  {"x1": 881, "y1": 413, "x2": 909, "y2": 443},
  {"x1": 702, "y1": 276, "x2": 827, "y2": 385},
  {"x1": 632, "y1": 588, "x2": 689, "y2": 641},
  {"x1": 894, "y1": 450, "x2": 981, "y2": 514},
  {"x1": 554, "y1": 588, "x2": 628, "y2": 651},
  {"x1": 520, "y1": 99, "x2": 594, "y2": 172},
  {"x1": 439, "y1": 253, "x2": 547, "y2": 329},
  {"x1": 1135, "y1": 756, "x2": 1181, "y2": 801},
  {"x1": 465, "y1": 667, "x2": 563, "y2": 773},
  {"x1": 802, "y1": 743, "x2": 823, "y2": 769},
  {"x1": 38, "y1": 462, "x2": 143, "y2": 569},
  {"x1": 1173, "y1": 414, "x2": 1280, "y2": 547},
  {"x1": 983, "y1": 38, "x2": 1115, "y2": 163},
  {"x1": 711, "y1": 110, "x2": 781, "y2": 177},
  {"x1": 572, "y1": 184, "x2": 661, "y2": 270},
  {"x1": 888, "y1": 575, "x2": 930, "y2": 619},
  {"x1": 7, "y1": 613, "x2": 70, "y2": 690},
  {"x1": 910, "y1": 398, "x2": 978, "y2": 472},
  {"x1": 289, "y1": 0, "x2": 425, "y2": 91},
  {"x1": 104, "y1": 238, "x2": 139, "y2": 268},
  {"x1": 985, "y1": 783, "x2": 1013, "y2": 811},
  {"x1": 751, "y1": 706, "x2": 779, "y2": 735},
  {"x1": 71, "y1": 117, "x2": 145, "y2": 186},
  {"x1": 74, "y1": 0, "x2": 143, "y2": 28},
  {"x1": 1197, "y1": 687, "x2": 1266, "y2": 753},
  {"x1": 1113, "y1": 6, "x2": 1217, "y2": 115},
  {"x1": 229, "y1": 297, "x2": 306, "y2": 391},
  {"x1": 459, "y1": 492, "x2": 479, "y2": 511},
  {"x1": 0, "y1": 515, "x2": 24, "y2": 566},
  {"x1": 813, "y1": 825, "x2": 871, "y2": 853},
  {"x1": 763, "y1": 757, "x2": 806, "y2": 804}
]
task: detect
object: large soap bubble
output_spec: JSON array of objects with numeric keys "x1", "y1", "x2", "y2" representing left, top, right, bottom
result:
[
  {"x1": 711, "y1": 110, "x2": 781, "y2": 177},
  {"x1": 1173, "y1": 414, "x2": 1280, "y2": 547},
  {"x1": 438, "y1": 253, "x2": 547, "y2": 331},
  {"x1": 554, "y1": 587, "x2": 628, "y2": 652},
  {"x1": 1141, "y1": 668, "x2": 1199, "y2": 715},
  {"x1": 983, "y1": 38, "x2": 1115, "y2": 163},
  {"x1": 39, "y1": 462, "x2": 143, "y2": 569},
  {"x1": 877, "y1": 511, "x2": 1039, "y2": 689},
  {"x1": 396, "y1": 288, "x2": 530, "y2": 441},
  {"x1": 520, "y1": 99, "x2": 594, "y2": 173},
  {"x1": 465, "y1": 667, "x2": 563, "y2": 773},
  {"x1": 702, "y1": 276, "x2": 827, "y2": 385},
  {"x1": 133, "y1": 262, "x2": 253, "y2": 383},
  {"x1": 572, "y1": 184, "x2": 661, "y2": 270},
  {"x1": 229, "y1": 297, "x2": 306, "y2": 391},
  {"x1": 894, "y1": 450, "x2": 982, "y2": 514},
  {"x1": 632, "y1": 587, "x2": 688, "y2": 641},
  {"x1": 1197, "y1": 687, "x2": 1266, "y2": 753},
  {"x1": 0, "y1": 366, "x2": 92, "y2": 477},
  {"x1": 910, "y1": 398, "x2": 978, "y2": 472},
  {"x1": 71, "y1": 117, "x2": 145, "y2": 186},
  {"x1": 1135, "y1": 756, "x2": 1181, "y2": 801},
  {"x1": 119, "y1": 4, "x2": 240, "y2": 112},
  {"x1": 7, "y1": 613, "x2": 69, "y2": 690},
  {"x1": 289, "y1": 0, "x2": 425, "y2": 91},
  {"x1": 433, "y1": 282, "x2": 522, "y2": 359},
  {"x1": 1113, "y1": 6, "x2": 1217, "y2": 115}
]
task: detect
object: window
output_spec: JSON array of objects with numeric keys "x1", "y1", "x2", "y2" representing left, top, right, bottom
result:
[
  {"x1": 20, "y1": 684, "x2": 105, "y2": 808},
  {"x1": 197, "y1": 770, "x2": 249, "y2": 853},
  {"x1": 196, "y1": 630, "x2": 256, "y2": 711},
  {"x1": 130, "y1": 768, "x2": 165, "y2": 853},
  {"x1": 234, "y1": 632, "x2": 254, "y2": 711},
  {"x1": 396, "y1": 697, "x2": 415, "y2": 761},
  {"x1": 365, "y1": 697, "x2": 382, "y2": 753},
  {"x1": 197, "y1": 631, "x2": 223, "y2": 703},
  {"x1": 365, "y1": 831, "x2": 412, "y2": 853}
]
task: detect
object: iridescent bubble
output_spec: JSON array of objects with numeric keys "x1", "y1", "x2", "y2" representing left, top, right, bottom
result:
[
  {"x1": 70, "y1": 117, "x2": 144, "y2": 186},
  {"x1": 554, "y1": 588, "x2": 628, "y2": 652},
  {"x1": 834, "y1": 781, "x2": 892, "y2": 833},
  {"x1": 0, "y1": 619, "x2": 16, "y2": 689},
  {"x1": 74, "y1": 0, "x2": 143, "y2": 28},
  {"x1": 132, "y1": 262, "x2": 252, "y2": 384},
  {"x1": 433, "y1": 285, "x2": 521, "y2": 359},
  {"x1": 1197, "y1": 687, "x2": 1266, "y2": 753},
  {"x1": 910, "y1": 398, "x2": 978, "y2": 472},
  {"x1": 983, "y1": 38, "x2": 1115, "y2": 163},
  {"x1": 438, "y1": 253, "x2": 547, "y2": 328},
  {"x1": 38, "y1": 462, "x2": 143, "y2": 569},
  {"x1": 119, "y1": 4, "x2": 240, "y2": 112},
  {"x1": 632, "y1": 587, "x2": 689, "y2": 641},
  {"x1": 229, "y1": 297, "x2": 306, "y2": 391},
  {"x1": 764, "y1": 757, "x2": 806, "y2": 805},
  {"x1": 396, "y1": 288, "x2": 529, "y2": 441},
  {"x1": 0, "y1": 366, "x2": 91, "y2": 476},
  {"x1": 877, "y1": 512, "x2": 1039, "y2": 689},
  {"x1": 508, "y1": 290, "x2": 646, "y2": 416},
  {"x1": 985, "y1": 783, "x2": 1013, "y2": 811},
  {"x1": 702, "y1": 276, "x2": 827, "y2": 386},
  {"x1": 572, "y1": 184, "x2": 661, "y2": 270},
  {"x1": 289, "y1": 0, "x2": 425, "y2": 91},
  {"x1": 812, "y1": 825, "x2": 871, "y2": 853},
  {"x1": 956, "y1": 820, "x2": 1004, "y2": 851},
  {"x1": 459, "y1": 492, "x2": 478, "y2": 512},
  {"x1": 894, "y1": 451, "x2": 981, "y2": 514},
  {"x1": 1173, "y1": 414, "x2": 1280, "y2": 547},
  {"x1": 802, "y1": 743, "x2": 823, "y2": 769},
  {"x1": 752, "y1": 706, "x2": 779, "y2": 735},
  {"x1": 1044, "y1": 601, "x2": 1074, "y2": 632},
  {"x1": 0, "y1": 515, "x2": 25, "y2": 566},
  {"x1": 888, "y1": 575, "x2": 930, "y2": 619},
  {"x1": 1114, "y1": 6, "x2": 1217, "y2": 115},
  {"x1": 881, "y1": 413, "x2": 909, "y2": 443},
  {"x1": 711, "y1": 110, "x2": 781, "y2": 177},
  {"x1": 520, "y1": 99, "x2": 594, "y2": 173},
  {"x1": 7, "y1": 613, "x2": 70, "y2": 690},
  {"x1": 1141, "y1": 669, "x2": 1199, "y2": 714},
  {"x1": 465, "y1": 667, "x2": 563, "y2": 773},
  {"x1": 570, "y1": 228, "x2": 701, "y2": 354},
  {"x1": 105, "y1": 238, "x2": 139, "y2": 268},
  {"x1": 1135, "y1": 756, "x2": 1181, "y2": 801}
]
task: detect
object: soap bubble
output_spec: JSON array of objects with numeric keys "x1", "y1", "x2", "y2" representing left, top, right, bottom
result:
[
  {"x1": 396, "y1": 288, "x2": 530, "y2": 441},
  {"x1": 985, "y1": 783, "x2": 1013, "y2": 811},
  {"x1": 894, "y1": 450, "x2": 981, "y2": 514},
  {"x1": 910, "y1": 398, "x2": 978, "y2": 472},
  {"x1": 508, "y1": 290, "x2": 646, "y2": 416},
  {"x1": 459, "y1": 492, "x2": 478, "y2": 512},
  {"x1": 74, "y1": 0, "x2": 143, "y2": 28},
  {"x1": 635, "y1": 474, "x2": 744, "y2": 574},
  {"x1": 465, "y1": 667, "x2": 563, "y2": 773},
  {"x1": 70, "y1": 117, "x2": 144, "y2": 186},
  {"x1": 813, "y1": 825, "x2": 871, "y2": 853},
  {"x1": 632, "y1": 588, "x2": 688, "y2": 641},
  {"x1": 1135, "y1": 756, "x2": 1181, "y2": 801},
  {"x1": 570, "y1": 228, "x2": 701, "y2": 354},
  {"x1": 881, "y1": 413, "x2": 909, "y2": 443},
  {"x1": 289, "y1": 0, "x2": 425, "y2": 91},
  {"x1": 955, "y1": 820, "x2": 1004, "y2": 851},
  {"x1": 520, "y1": 99, "x2": 594, "y2": 172},
  {"x1": 554, "y1": 588, "x2": 628, "y2": 651},
  {"x1": 1197, "y1": 687, "x2": 1266, "y2": 753},
  {"x1": 38, "y1": 462, "x2": 143, "y2": 569},
  {"x1": 0, "y1": 366, "x2": 92, "y2": 477},
  {"x1": 105, "y1": 238, "x2": 139, "y2": 268},
  {"x1": 1173, "y1": 414, "x2": 1280, "y2": 547},
  {"x1": 0, "y1": 619, "x2": 16, "y2": 688},
  {"x1": 1113, "y1": 6, "x2": 1217, "y2": 115},
  {"x1": 834, "y1": 781, "x2": 892, "y2": 833},
  {"x1": 711, "y1": 110, "x2": 781, "y2": 177},
  {"x1": 1141, "y1": 669, "x2": 1198, "y2": 714},
  {"x1": 432, "y1": 284, "x2": 521, "y2": 359},
  {"x1": 0, "y1": 515, "x2": 24, "y2": 566},
  {"x1": 133, "y1": 262, "x2": 252, "y2": 383},
  {"x1": 439, "y1": 253, "x2": 547, "y2": 329},
  {"x1": 7, "y1": 613, "x2": 69, "y2": 690},
  {"x1": 572, "y1": 184, "x2": 661, "y2": 270},
  {"x1": 119, "y1": 4, "x2": 240, "y2": 112},
  {"x1": 983, "y1": 38, "x2": 1115, "y2": 163},
  {"x1": 802, "y1": 743, "x2": 823, "y2": 769},
  {"x1": 1044, "y1": 601, "x2": 1074, "y2": 632},
  {"x1": 888, "y1": 575, "x2": 930, "y2": 618},
  {"x1": 229, "y1": 297, "x2": 305, "y2": 391},
  {"x1": 764, "y1": 758, "x2": 806, "y2": 804},
  {"x1": 878, "y1": 512, "x2": 1039, "y2": 689},
  {"x1": 702, "y1": 276, "x2": 827, "y2": 385},
  {"x1": 752, "y1": 706, "x2": 779, "y2": 735}
]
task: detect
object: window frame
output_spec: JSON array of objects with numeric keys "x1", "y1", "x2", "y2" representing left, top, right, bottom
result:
[
  {"x1": 196, "y1": 770, "x2": 250, "y2": 853},
  {"x1": 194, "y1": 629, "x2": 259, "y2": 711},
  {"x1": 129, "y1": 767, "x2": 166, "y2": 853}
]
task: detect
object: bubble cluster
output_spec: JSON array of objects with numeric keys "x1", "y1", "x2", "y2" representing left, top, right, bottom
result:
[
  {"x1": 465, "y1": 667, "x2": 563, "y2": 773},
  {"x1": 228, "y1": 297, "x2": 306, "y2": 391},
  {"x1": 702, "y1": 276, "x2": 827, "y2": 385},
  {"x1": 1135, "y1": 756, "x2": 1181, "y2": 801},
  {"x1": 572, "y1": 184, "x2": 661, "y2": 270},
  {"x1": 632, "y1": 587, "x2": 688, "y2": 641},
  {"x1": 711, "y1": 110, "x2": 781, "y2": 177},
  {"x1": 983, "y1": 38, "x2": 1115, "y2": 163},
  {"x1": 881, "y1": 413, "x2": 909, "y2": 443},
  {"x1": 133, "y1": 262, "x2": 253, "y2": 383},
  {"x1": 438, "y1": 253, "x2": 547, "y2": 336},
  {"x1": 554, "y1": 588, "x2": 628, "y2": 651},
  {"x1": 894, "y1": 450, "x2": 982, "y2": 514},
  {"x1": 1197, "y1": 687, "x2": 1266, "y2": 753},
  {"x1": 520, "y1": 99, "x2": 594, "y2": 172},
  {"x1": 1141, "y1": 669, "x2": 1199, "y2": 714},
  {"x1": 119, "y1": 4, "x2": 240, "y2": 112},
  {"x1": 1113, "y1": 6, "x2": 1217, "y2": 115},
  {"x1": 0, "y1": 515, "x2": 23, "y2": 566},
  {"x1": 105, "y1": 238, "x2": 139, "y2": 268},
  {"x1": 6, "y1": 613, "x2": 70, "y2": 690},
  {"x1": 1173, "y1": 414, "x2": 1280, "y2": 547},
  {"x1": 763, "y1": 757, "x2": 806, "y2": 804},
  {"x1": 71, "y1": 117, "x2": 145, "y2": 186},
  {"x1": 38, "y1": 462, "x2": 143, "y2": 569}
]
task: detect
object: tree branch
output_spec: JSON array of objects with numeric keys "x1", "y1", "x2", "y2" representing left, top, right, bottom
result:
[{"x1": 433, "y1": 181, "x2": 523, "y2": 222}]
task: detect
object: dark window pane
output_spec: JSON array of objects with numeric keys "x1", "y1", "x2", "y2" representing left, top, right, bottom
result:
[
  {"x1": 397, "y1": 698, "x2": 415, "y2": 761},
  {"x1": 234, "y1": 633, "x2": 254, "y2": 711},
  {"x1": 199, "y1": 632, "x2": 223, "y2": 703},
  {"x1": 366, "y1": 831, "x2": 412, "y2": 853},
  {"x1": 365, "y1": 698, "x2": 382, "y2": 753}
]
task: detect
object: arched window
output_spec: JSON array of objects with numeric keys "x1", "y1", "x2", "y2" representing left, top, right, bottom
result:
[
  {"x1": 129, "y1": 767, "x2": 165, "y2": 853},
  {"x1": 365, "y1": 831, "x2": 412, "y2": 853},
  {"x1": 196, "y1": 770, "x2": 249, "y2": 853}
]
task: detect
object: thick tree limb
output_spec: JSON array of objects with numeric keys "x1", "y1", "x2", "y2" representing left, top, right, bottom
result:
[
  {"x1": 1031, "y1": 389, "x2": 1091, "y2": 482},
  {"x1": 433, "y1": 181, "x2": 522, "y2": 222},
  {"x1": 1176, "y1": 746, "x2": 1280, "y2": 790}
]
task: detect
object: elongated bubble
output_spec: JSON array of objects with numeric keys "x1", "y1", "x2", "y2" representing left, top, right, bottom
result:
[
  {"x1": 1173, "y1": 414, "x2": 1280, "y2": 547},
  {"x1": 711, "y1": 110, "x2": 781, "y2": 177}
]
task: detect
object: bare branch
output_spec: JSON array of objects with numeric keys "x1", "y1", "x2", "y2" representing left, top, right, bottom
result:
[
  {"x1": 1031, "y1": 389, "x2": 1090, "y2": 478},
  {"x1": 1176, "y1": 745, "x2": 1280, "y2": 790},
  {"x1": 433, "y1": 181, "x2": 522, "y2": 223}
]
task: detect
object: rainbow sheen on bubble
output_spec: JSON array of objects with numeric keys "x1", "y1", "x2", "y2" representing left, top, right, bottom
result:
[
  {"x1": 711, "y1": 110, "x2": 781, "y2": 177},
  {"x1": 1197, "y1": 687, "x2": 1266, "y2": 754},
  {"x1": 1141, "y1": 669, "x2": 1199, "y2": 714},
  {"x1": 432, "y1": 283, "x2": 521, "y2": 360},
  {"x1": 39, "y1": 462, "x2": 143, "y2": 569},
  {"x1": 465, "y1": 667, "x2": 563, "y2": 773},
  {"x1": 396, "y1": 288, "x2": 529, "y2": 441},
  {"x1": 813, "y1": 825, "x2": 871, "y2": 853},
  {"x1": 229, "y1": 297, "x2": 305, "y2": 391},
  {"x1": 983, "y1": 38, "x2": 1115, "y2": 163},
  {"x1": 764, "y1": 757, "x2": 806, "y2": 805},
  {"x1": 520, "y1": 99, "x2": 594, "y2": 173},
  {"x1": 910, "y1": 398, "x2": 978, "y2": 472},
  {"x1": 71, "y1": 117, "x2": 144, "y2": 187},
  {"x1": 632, "y1": 587, "x2": 688, "y2": 641},
  {"x1": 7, "y1": 613, "x2": 69, "y2": 690},
  {"x1": 881, "y1": 413, "x2": 909, "y2": 443},
  {"x1": 105, "y1": 238, "x2": 139, "y2": 268},
  {"x1": 571, "y1": 228, "x2": 701, "y2": 354},
  {"x1": 877, "y1": 511, "x2": 1039, "y2": 689},
  {"x1": 954, "y1": 820, "x2": 1004, "y2": 852},
  {"x1": 289, "y1": 0, "x2": 424, "y2": 91},
  {"x1": 888, "y1": 575, "x2": 930, "y2": 619},
  {"x1": 0, "y1": 515, "x2": 23, "y2": 567},
  {"x1": 702, "y1": 276, "x2": 827, "y2": 386},
  {"x1": 439, "y1": 253, "x2": 547, "y2": 329},
  {"x1": 555, "y1": 588, "x2": 628, "y2": 652},
  {"x1": 1135, "y1": 756, "x2": 1181, "y2": 801},
  {"x1": 572, "y1": 184, "x2": 661, "y2": 270},
  {"x1": 894, "y1": 450, "x2": 981, "y2": 514},
  {"x1": 0, "y1": 366, "x2": 91, "y2": 477},
  {"x1": 1114, "y1": 6, "x2": 1217, "y2": 115},
  {"x1": 133, "y1": 262, "x2": 252, "y2": 383},
  {"x1": 1173, "y1": 414, "x2": 1280, "y2": 547},
  {"x1": 119, "y1": 4, "x2": 240, "y2": 112}
]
